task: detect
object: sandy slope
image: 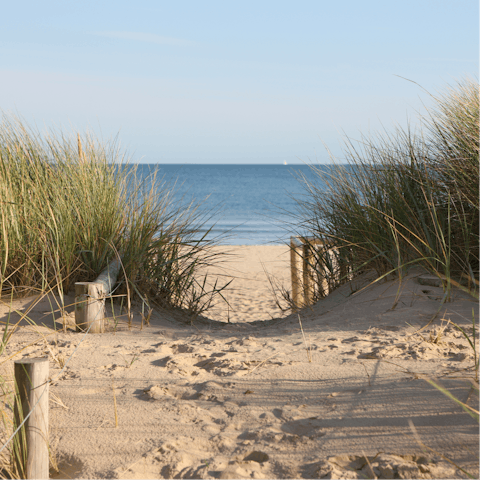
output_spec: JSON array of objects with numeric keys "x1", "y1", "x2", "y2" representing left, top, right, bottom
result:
[
  {"x1": 194, "y1": 245, "x2": 291, "y2": 323},
  {"x1": 0, "y1": 246, "x2": 478, "y2": 479}
]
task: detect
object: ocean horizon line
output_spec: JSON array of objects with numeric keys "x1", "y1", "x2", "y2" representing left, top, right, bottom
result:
[{"x1": 119, "y1": 162, "x2": 345, "y2": 166}]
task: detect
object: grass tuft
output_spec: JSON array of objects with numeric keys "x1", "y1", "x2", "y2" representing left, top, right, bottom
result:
[
  {"x1": 291, "y1": 76, "x2": 478, "y2": 304},
  {"x1": 0, "y1": 114, "x2": 231, "y2": 476},
  {"x1": 0, "y1": 112, "x2": 229, "y2": 315},
  {"x1": 287, "y1": 76, "x2": 479, "y2": 476}
]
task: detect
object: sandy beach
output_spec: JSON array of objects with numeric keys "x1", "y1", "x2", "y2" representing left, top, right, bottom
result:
[
  {"x1": 0, "y1": 245, "x2": 478, "y2": 479},
  {"x1": 196, "y1": 245, "x2": 291, "y2": 323}
]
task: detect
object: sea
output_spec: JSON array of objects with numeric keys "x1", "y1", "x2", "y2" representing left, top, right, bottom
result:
[{"x1": 130, "y1": 164, "x2": 325, "y2": 245}]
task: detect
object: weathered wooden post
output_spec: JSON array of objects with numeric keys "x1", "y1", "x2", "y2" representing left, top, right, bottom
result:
[
  {"x1": 302, "y1": 238, "x2": 315, "y2": 306},
  {"x1": 75, "y1": 259, "x2": 121, "y2": 333},
  {"x1": 327, "y1": 247, "x2": 340, "y2": 293},
  {"x1": 290, "y1": 236, "x2": 303, "y2": 309},
  {"x1": 315, "y1": 241, "x2": 330, "y2": 298},
  {"x1": 291, "y1": 236, "x2": 332, "y2": 307},
  {"x1": 13, "y1": 358, "x2": 49, "y2": 480},
  {"x1": 75, "y1": 282, "x2": 106, "y2": 333}
]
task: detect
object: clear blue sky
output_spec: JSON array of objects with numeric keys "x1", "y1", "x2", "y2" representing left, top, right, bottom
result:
[{"x1": 1, "y1": 1, "x2": 478, "y2": 164}]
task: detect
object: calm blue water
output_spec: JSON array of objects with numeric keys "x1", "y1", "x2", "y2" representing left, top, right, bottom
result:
[{"x1": 131, "y1": 164, "x2": 324, "y2": 245}]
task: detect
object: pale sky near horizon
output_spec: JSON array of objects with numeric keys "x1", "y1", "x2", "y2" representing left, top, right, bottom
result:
[{"x1": 1, "y1": 1, "x2": 478, "y2": 164}]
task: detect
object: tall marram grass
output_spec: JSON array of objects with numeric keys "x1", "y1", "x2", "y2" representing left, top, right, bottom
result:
[
  {"x1": 289, "y1": 77, "x2": 479, "y2": 478},
  {"x1": 0, "y1": 115, "x2": 229, "y2": 477},
  {"x1": 0, "y1": 113, "x2": 227, "y2": 315},
  {"x1": 293, "y1": 76, "x2": 478, "y2": 302}
]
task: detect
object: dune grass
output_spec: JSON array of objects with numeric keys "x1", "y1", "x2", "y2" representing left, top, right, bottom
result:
[
  {"x1": 292, "y1": 76, "x2": 478, "y2": 304},
  {"x1": 284, "y1": 77, "x2": 479, "y2": 477},
  {"x1": 0, "y1": 113, "x2": 228, "y2": 316},
  {"x1": 0, "y1": 113, "x2": 232, "y2": 476}
]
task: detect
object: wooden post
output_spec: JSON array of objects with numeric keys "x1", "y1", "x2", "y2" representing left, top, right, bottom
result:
[
  {"x1": 302, "y1": 240, "x2": 315, "y2": 306},
  {"x1": 94, "y1": 259, "x2": 121, "y2": 294},
  {"x1": 291, "y1": 236, "x2": 333, "y2": 307},
  {"x1": 328, "y1": 247, "x2": 340, "y2": 292},
  {"x1": 75, "y1": 282, "x2": 106, "y2": 333},
  {"x1": 290, "y1": 237, "x2": 303, "y2": 309},
  {"x1": 13, "y1": 358, "x2": 49, "y2": 480},
  {"x1": 315, "y1": 244, "x2": 329, "y2": 298},
  {"x1": 74, "y1": 258, "x2": 121, "y2": 333}
]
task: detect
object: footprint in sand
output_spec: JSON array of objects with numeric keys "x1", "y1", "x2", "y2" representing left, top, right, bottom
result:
[
  {"x1": 356, "y1": 332, "x2": 475, "y2": 361},
  {"x1": 219, "y1": 453, "x2": 270, "y2": 479},
  {"x1": 281, "y1": 417, "x2": 326, "y2": 439},
  {"x1": 143, "y1": 383, "x2": 197, "y2": 401},
  {"x1": 143, "y1": 384, "x2": 223, "y2": 428},
  {"x1": 312, "y1": 453, "x2": 457, "y2": 479},
  {"x1": 170, "y1": 343, "x2": 196, "y2": 354},
  {"x1": 116, "y1": 436, "x2": 272, "y2": 480},
  {"x1": 194, "y1": 380, "x2": 233, "y2": 403}
]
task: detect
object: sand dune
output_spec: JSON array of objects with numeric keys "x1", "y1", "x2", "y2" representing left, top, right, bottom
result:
[{"x1": 0, "y1": 246, "x2": 478, "y2": 479}]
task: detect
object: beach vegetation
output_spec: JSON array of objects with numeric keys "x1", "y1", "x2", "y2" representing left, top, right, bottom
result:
[
  {"x1": 0, "y1": 113, "x2": 228, "y2": 316},
  {"x1": 287, "y1": 77, "x2": 479, "y2": 477},
  {"x1": 292, "y1": 76, "x2": 479, "y2": 304},
  {"x1": 0, "y1": 114, "x2": 230, "y2": 477}
]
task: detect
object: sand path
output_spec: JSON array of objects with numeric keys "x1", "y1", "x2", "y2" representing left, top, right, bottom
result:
[{"x1": 0, "y1": 246, "x2": 478, "y2": 479}]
